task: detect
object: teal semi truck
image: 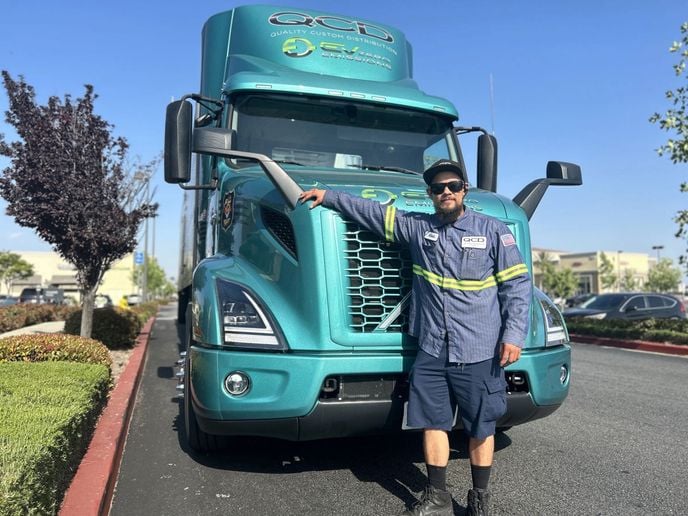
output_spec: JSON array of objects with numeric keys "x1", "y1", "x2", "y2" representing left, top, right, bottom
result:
[{"x1": 165, "y1": 5, "x2": 582, "y2": 451}]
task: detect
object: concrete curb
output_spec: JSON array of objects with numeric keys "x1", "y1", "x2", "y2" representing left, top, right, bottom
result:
[
  {"x1": 59, "y1": 317, "x2": 156, "y2": 516},
  {"x1": 570, "y1": 333, "x2": 688, "y2": 356}
]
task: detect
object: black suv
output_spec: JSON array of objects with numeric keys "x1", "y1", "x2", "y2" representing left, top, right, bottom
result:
[
  {"x1": 563, "y1": 293, "x2": 686, "y2": 320},
  {"x1": 18, "y1": 287, "x2": 65, "y2": 304}
]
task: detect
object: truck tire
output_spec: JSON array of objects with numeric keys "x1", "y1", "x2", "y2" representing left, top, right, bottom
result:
[
  {"x1": 182, "y1": 305, "x2": 220, "y2": 453},
  {"x1": 183, "y1": 354, "x2": 221, "y2": 452}
]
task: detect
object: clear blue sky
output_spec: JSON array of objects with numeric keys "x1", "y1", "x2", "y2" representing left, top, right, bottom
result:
[{"x1": 1, "y1": 0, "x2": 686, "y2": 281}]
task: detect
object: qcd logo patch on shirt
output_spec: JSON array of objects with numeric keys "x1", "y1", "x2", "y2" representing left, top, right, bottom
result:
[{"x1": 461, "y1": 236, "x2": 487, "y2": 249}]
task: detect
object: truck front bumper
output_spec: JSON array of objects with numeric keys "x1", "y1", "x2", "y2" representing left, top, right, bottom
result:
[{"x1": 189, "y1": 343, "x2": 570, "y2": 441}]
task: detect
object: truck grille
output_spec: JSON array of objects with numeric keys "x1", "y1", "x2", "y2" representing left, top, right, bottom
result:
[{"x1": 342, "y1": 222, "x2": 413, "y2": 332}]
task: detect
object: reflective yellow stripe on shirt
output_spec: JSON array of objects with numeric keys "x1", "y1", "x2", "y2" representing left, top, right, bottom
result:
[
  {"x1": 385, "y1": 205, "x2": 396, "y2": 242},
  {"x1": 412, "y1": 264, "x2": 497, "y2": 291},
  {"x1": 495, "y1": 263, "x2": 528, "y2": 283}
]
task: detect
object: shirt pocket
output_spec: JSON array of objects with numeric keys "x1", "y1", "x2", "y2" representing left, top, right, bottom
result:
[{"x1": 460, "y1": 248, "x2": 490, "y2": 280}]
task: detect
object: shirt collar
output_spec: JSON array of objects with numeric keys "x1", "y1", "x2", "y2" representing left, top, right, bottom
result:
[{"x1": 430, "y1": 206, "x2": 473, "y2": 230}]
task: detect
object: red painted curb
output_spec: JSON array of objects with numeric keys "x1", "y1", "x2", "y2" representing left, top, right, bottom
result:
[
  {"x1": 59, "y1": 316, "x2": 156, "y2": 516},
  {"x1": 570, "y1": 333, "x2": 688, "y2": 356}
]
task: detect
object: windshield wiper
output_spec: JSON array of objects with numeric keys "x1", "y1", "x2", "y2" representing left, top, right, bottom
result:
[
  {"x1": 360, "y1": 164, "x2": 421, "y2": 176},
  {"x1": 272, "y1": 159, "x2": 305, "y2": 166}
]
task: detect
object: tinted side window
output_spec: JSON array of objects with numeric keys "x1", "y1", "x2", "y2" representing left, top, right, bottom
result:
[
  {"x1": 647, "y1": 296, "x2": 666, "y2": 308},
  {"x1": 625, "y1": 296, "x2": 646, "y2": 310}
]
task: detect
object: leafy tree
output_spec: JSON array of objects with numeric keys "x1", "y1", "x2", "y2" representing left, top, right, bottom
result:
[
  {"x1": 598, "y1": 252, "x2": 617, "y2": 291},
  {"x1": 0, "y1": 72, "x2": 157, "y2": 337},
  {"x1": 549, "y1": 268, "x2": 578, "y2": 301},
  {"x1": 619, "y1": 269, "x2": 638, "y2": 292},
  {"x1": 535, "y1": 251, "x2": 557, "y2": 293},
  {"x1": 132, "y1": 256, "x2": 168, "y2": 299},
  {"x1": 645, "y1": 258, "x2": 683, "y2": 292},
  {"x1": 0, "y1": 251, "x2": 33, "y2": 294},
  {"x1": 650, "y1": 22, "x2": 688, "y2": 269}
]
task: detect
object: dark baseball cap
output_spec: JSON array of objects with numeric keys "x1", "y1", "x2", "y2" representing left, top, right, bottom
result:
[{"x1": 422, "y1": 159, "x2": 466, "y2": 185}]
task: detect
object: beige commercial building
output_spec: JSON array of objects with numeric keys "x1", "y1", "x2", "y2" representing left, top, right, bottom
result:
[
  {"x1": 4, "y1": 251, "x2": 139, "y2": 304},
  {"x1": 532, "y1": 248, "x2": 659, "y2": 295}
]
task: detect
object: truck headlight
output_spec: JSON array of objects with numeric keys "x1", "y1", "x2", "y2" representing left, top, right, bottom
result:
[
  {"x1": 216, "y1": 279, "x2": 286, "y2": 350},
  {"x1": 535, "y1": 290, "x2": 568, "y2": 346}
]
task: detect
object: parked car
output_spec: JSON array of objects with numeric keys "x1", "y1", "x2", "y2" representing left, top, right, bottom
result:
[
  {"x1": 563, "y1": 293, "x2": 686, "y2": 320},
  {"x1": 18, "y1": 287, "x2": 65, "y2": 304},
  {"x1": 565, "y1": 293, "x2": 596, "y2": 308},
  {"x1": 125, "y1": 294, "x2": 142, "y2": 306},
  {"x1": 94, "y1": 294, "x2": 113, "y2": 308},
  {"x1": 0, "y1": 296, "x2": 19, "y2": 306}
]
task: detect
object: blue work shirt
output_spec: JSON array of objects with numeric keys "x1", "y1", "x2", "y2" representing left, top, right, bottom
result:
[{"x1": 323, "y1": 190, "x2": 532, "y2": 364}]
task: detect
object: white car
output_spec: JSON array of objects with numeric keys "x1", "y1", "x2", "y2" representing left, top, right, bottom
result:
[{"x1": 126, "y1": 294, "x2": 142, "y2": 306}]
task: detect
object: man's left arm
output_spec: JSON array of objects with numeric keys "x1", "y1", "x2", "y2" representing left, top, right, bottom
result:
[{"x1": 493, "y1": 225, "x2": 532, "y2": 366}]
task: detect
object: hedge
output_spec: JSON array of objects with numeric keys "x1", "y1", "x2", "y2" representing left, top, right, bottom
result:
[
  {"x1": 566, "y1": 317, "x2": 688, "y2": 345},
  {"x1": 0, "y1": 304, "x2": 79, "y2": 333},
  {"x1": 0, "y1": 350, "x2": 110, "y2": 513},
  {"x1": 0, "y1": 333, "x2": 112, "y2": 367},
  {"x1": 64, "y1": 307, "x2": 141, "y2": 349}
]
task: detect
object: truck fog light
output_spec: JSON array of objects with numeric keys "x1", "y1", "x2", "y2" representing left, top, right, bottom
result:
[
  {"x1": 560, "y1": 365, "x2": 569, "y2": 384},
  {"x1": 225, "y1": 371, "x2": 251, "y2": 396}
]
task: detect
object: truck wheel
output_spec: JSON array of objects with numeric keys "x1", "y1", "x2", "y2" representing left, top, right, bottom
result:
[{"x1": 183, "y1": 355, "x2": 221, "y2": 452}]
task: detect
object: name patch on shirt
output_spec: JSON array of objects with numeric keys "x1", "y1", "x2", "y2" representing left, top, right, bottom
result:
[
  {"x1": 500, "y1": 233, "x2": 516, "y2": 247},
  {"x1": 461, "y1": 236, "x2": 487, "y2": 249},
  {"x1": 424, "y1": 231, "x2": 439, "y2": 242}
]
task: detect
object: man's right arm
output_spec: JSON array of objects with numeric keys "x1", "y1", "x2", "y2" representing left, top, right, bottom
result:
[{"x1": 299, "y1": 188, "x2": 399, "y2": 244}]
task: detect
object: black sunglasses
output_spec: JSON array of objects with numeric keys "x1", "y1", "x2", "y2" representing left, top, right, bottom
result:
[{"x1": 429, "y1": 180, "x2": 465, "y2": 195}]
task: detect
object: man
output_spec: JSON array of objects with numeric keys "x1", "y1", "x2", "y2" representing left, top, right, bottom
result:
[{"x1": 299, "y1": 160, "x2": 531, "y2": 516}]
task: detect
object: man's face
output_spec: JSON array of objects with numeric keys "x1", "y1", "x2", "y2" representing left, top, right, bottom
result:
[{"x1": 427, "y1": 171, "x2": 468, "y2": 217}]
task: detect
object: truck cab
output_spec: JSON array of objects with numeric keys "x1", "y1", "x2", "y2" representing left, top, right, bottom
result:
[{"x1": 165, "y1": 5, "x2": 581, "y2": 451}]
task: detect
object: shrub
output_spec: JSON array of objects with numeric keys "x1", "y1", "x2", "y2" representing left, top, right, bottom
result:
[
  {"x1": 64, "y1": 307, "x2": 141, "y2": 349},
  {"x1": 129, "y1": 301, "x2": 159, "y2": 324},
  {"x1": 0, "y1": 361, "x2": 110, "y2": 514},
  {"x1": 0, "y1": 333, "x2": 112, "y2": 369},
  {"x1": 0, "y1": 304, "x2": 79, "y2": 333},
  {"x1": 566, "y1": 317, "x2": 688, "y2": 345}
]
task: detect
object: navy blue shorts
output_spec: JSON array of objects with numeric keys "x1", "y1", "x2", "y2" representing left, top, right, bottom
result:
[{"x1": 407, "y1": 346, "x2": 507, "y2": 439}]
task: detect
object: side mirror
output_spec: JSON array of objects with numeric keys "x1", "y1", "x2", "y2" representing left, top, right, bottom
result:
[
  {"x1": 164, "y1": 100, "x2": 193, "y2": 184},
  {"x1": 546, "y1": 161, "x2": 582, "y2": 186},
  {"x1": 513, "y1": 160, "x2": 583, "y2": 220},
  {"x1": 476, "y1": 134, "x2": 498, "y2": 192}
]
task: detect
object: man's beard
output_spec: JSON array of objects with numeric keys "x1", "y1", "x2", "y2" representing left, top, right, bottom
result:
[{"x1": 435, "y1": 202, "x2": 463, "y2": 222}]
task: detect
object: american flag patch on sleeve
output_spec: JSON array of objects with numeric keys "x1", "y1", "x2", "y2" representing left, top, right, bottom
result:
[{"x1": 500, "y1": 233, "x2": 516, "y2": 247}]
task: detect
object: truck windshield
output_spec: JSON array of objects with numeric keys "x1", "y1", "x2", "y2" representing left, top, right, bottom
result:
[{"x1": 229, "y1": 94, "x2": 458, "y2": 173}]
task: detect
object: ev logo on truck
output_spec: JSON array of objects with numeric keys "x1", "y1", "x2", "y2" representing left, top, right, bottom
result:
[
  {"x1": 269, "y1": 11, "x2": 394, "y2": 42},
  {"x1": 282, "y1": 37, "x2": 316, "y2": 58}
]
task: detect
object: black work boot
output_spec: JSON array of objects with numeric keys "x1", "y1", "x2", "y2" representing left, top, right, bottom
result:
[
  {"x1": 466, "y1": 488, "x2": 490, "y2": 516},
  {"x1": 400, "y1": 485, "x2": 453, "y2": 515}
]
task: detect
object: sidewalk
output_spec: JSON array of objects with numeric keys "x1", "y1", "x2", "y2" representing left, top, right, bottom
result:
[{"x1": 0, "y1": 320, "x2": 65, "y2": 338}]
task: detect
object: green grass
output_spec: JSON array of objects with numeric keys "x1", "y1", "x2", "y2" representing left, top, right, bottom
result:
[{"x1": 0, "y1": 361, "x2": 110, "y2": 515}]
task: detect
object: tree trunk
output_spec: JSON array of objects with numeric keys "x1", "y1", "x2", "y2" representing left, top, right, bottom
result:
[{"x1": 80, "y1": 287, "x2": 97, "y2": 338}]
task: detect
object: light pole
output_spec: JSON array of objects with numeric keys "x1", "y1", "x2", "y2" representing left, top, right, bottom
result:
[
  {"x1": 616, "y1": 250, "x2": 623, "y2": 292},
  {"x1": 143, "y1": 179, "x2": 149, "y2": 303},
  {"x1": 133, "y1": 172, "x2": 152, "y2": 302},
  {"x1": 652, "y1": 245, "x2": 664, "y2": 263}
]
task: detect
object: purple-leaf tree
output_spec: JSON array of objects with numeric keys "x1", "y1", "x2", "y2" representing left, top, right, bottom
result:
[{"x1": 0, "y1": 71, "x2": 157, "y2": 337}]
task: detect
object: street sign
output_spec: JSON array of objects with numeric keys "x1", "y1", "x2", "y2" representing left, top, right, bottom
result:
[{"x1": 135, "y1": 252, "x2": 144, "y2": 265}]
